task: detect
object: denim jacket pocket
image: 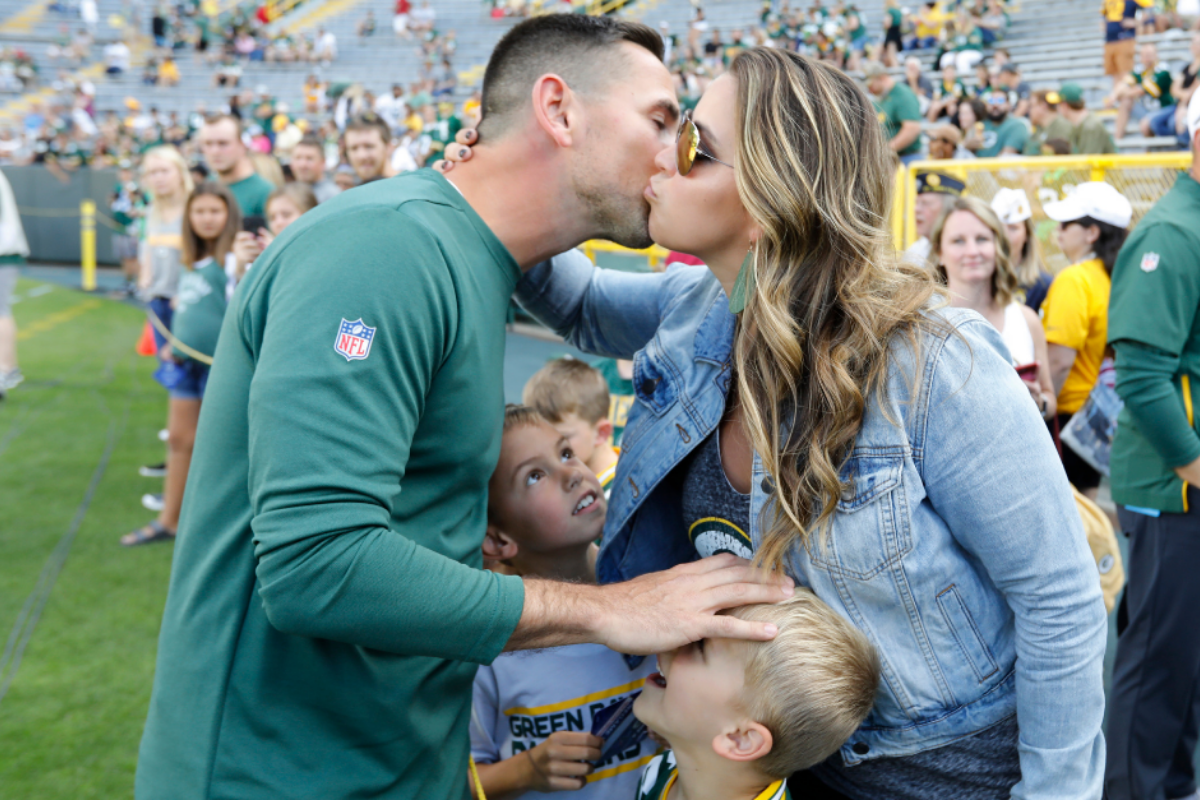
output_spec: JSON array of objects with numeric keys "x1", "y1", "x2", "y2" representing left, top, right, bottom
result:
[
  {"x1": 808, "y1": 453, "x2": 911, "y2": 580},
  {"x1": 936, "y1": 584, "x2": 1000, "y2": 683}
]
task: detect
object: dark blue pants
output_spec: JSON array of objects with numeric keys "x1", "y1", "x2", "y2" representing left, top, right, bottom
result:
[{"x1": 1107, "y1": 498, "x2": 1200, "y2": 800}]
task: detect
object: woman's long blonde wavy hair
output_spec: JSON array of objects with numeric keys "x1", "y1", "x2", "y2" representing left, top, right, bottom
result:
[{"x1": 729, "y1": 49, "x2": 939, "y2": 571}]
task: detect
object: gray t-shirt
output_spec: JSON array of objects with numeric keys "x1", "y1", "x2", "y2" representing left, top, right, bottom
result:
[
  {"x1": 310, "y1": 178, "x2": 340, "y2": 204},
  {"x1": 140, "y1": 213, "x2": 183, "y2": 300},
  {"x1": 471, "y1": 644, "x2": 657, "y2": 800}
]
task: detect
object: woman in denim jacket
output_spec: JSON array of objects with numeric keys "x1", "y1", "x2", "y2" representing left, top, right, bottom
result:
[{"x1": 511, "y1": 50, "x2": 1106, "y2": 799}]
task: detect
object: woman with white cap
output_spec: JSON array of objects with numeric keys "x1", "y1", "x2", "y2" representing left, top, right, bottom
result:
[
  {"x1": 991, "y1": 187, "x2": 1053, "y2": 312},
  {"x1": 928, "y1": 195, "x2": 1057, "y2": 420},
  {"x1": 1041, "y1": 180, "x2": 1133, "y2": 497}
]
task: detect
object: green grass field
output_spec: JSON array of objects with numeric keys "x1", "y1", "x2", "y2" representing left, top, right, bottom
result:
[{"x1": 0, "y1": 277, "x2": 172, "y2": 798}]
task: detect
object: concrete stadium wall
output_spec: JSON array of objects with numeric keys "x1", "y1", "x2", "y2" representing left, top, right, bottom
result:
[{"x1": 5, "y1": 166, "x2": 120, "y2": 266}]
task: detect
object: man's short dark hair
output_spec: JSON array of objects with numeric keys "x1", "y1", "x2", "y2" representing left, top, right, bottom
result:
[
  {"x1": 343, "y1": 113, "x2": 391, "y2": 144},
  {"x1": 293, "y1": 134, "x2": 324, "y2": 153},
  {"x1": 204, "y1": 113, "x2": 243, "y2": 137},
  {"x1": 478, "y1": 14, "x2": 664, "y2": 139}
]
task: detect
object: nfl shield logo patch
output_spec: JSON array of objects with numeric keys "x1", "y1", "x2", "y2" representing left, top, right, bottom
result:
[
  {"x1": 335, "y1": 318, "x2": 376, "y2": 361},
  {"x1": 1140, "y1": 252, "x2": 1160, "y2": 273}
]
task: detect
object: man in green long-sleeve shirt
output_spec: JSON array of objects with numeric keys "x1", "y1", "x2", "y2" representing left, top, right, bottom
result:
[
  {"x1": 135, "y1": 17, "x2": 790, "y2": 800},
  {"x1": 1104, "y1": 91, "x2": 1200, "y2": 800}
]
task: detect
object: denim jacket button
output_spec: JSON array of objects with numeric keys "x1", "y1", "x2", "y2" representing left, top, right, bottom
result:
[
  {"x1": 761, "y1": 477, "x2": 774, "y2": 494},
  {"x1": 852, "y1": 742, "x2": 869, "y2": 755},
  {"x1": 639, "y1": 378, "x2": 657, "y2": 396}
]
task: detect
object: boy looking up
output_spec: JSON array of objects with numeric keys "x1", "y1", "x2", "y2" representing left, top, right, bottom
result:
[
  {"x1": 524, "y1": 358, "x2": 621, "y2": 496},
  {"x1": 472, "y1": 406, "x2": 657, "y2": 799},
  {"x1": 634, "y1": 591, "x2": 880, "y2": 800}
]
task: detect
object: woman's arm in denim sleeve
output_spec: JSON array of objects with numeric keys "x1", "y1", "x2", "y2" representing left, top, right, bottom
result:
[
  {"x1": 514, "y1": 250, "x2": 707, "y2": 360},
  {"x1": 1113, "y1": 340, "x2": 1200, "y2": 468},
  {"x1": 919, "y1": 316, "x2": 1107, "y2": 800}
]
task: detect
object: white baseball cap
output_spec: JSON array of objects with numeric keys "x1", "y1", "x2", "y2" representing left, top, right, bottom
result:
[
  {"x1": 1188, "y1": 85, "x2": 1200, "y2": 141},
  {"x1": 1043, "y1": 182, "x2": 1132, "y2": 229},
  {"x1": 990, "y1": 188, "x2": 1032, "y2": 224}
]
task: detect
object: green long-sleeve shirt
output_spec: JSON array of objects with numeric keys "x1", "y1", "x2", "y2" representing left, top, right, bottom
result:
[
  {"x1": 136, "y1": 171, "x2": 526, "y2": 799},
  {"x1": 1108, "y1": 171, "x2": 1200, "y2": 512}
]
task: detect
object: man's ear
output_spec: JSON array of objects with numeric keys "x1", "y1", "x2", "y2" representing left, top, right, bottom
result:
[
  {"x1": 592, "y1": 417, "x2": 614, "y2": 448},
  {"x1": 711, "y1": 721, "x2": 773, "y2": 763},
  {"x1": 530, "y1": 73, "x2": 576, "y2": 148},
  {"x1": 483, "y1": 524, "x2": 520, "y2": 561}
]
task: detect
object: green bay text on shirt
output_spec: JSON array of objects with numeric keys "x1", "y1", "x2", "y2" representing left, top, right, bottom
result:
[{"x1": 135, "y1": 171, "x2": 526, "y2": 800}]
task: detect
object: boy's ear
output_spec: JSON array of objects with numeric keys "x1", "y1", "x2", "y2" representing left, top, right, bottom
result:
[
  {"x1": 711, "y1": 721, "x2": 773, "y2": 764},
  {"x1": 482, "y1": 524, "x2": 520, "y2": 562},
  {"x1": 592, "y1": 417, "x2": 614, "y2": 448}
]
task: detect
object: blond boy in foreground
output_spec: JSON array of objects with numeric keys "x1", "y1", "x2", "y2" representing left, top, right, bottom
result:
[
  {"x1": 633, "y1": 591, "x2": 880, "y2": 800},
  {"x1": 523, "y1": 359, "x2": 621, "y2": 496}
]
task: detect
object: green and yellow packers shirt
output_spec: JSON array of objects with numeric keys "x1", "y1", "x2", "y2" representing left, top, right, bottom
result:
[
  {"x1": 873, "y1": 82, "x2": 922, "y2": 156},
  {"x1": 594, "y1": 357, "x2": 634, "y2": 446},
  {"x1": 136, "y1": 171, "x2": 526, "y2": 799},
  {"x1": 471, "y1": 643, "x2": 658, "y2": 800},
  {"x1": 681, "y1": 430, "x2": 754, "y2": 560},
  {"x1": 637, "y1": 752, "x2": 790, "y2": 800}
]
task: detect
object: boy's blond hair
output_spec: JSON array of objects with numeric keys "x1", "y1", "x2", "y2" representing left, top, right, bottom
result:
[
  {"x1": 522, "y1": 358, "x2": 611, "y2": 426},
  {"x1": 727, "y1": 589, "x2": 880, "y2": 778}
]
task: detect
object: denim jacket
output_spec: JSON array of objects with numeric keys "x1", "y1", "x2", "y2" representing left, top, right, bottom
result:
[{"x1": 515, "y1": 251, "x2": 1107, "y2": 800}]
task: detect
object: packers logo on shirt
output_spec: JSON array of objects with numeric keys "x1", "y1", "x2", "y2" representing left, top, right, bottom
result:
[{"x1": 689, "y1": 517, "x2": 754, "y2": 560}]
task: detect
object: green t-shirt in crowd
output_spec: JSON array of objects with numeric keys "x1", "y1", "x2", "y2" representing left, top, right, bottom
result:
[
  {"x1": 135, "y1": 171, "x2": 527, "y2": 799},
  {"x1": 1069, "y1": 112, "x2": 1117, "y2": 155},
  {"x1": 976, "y1": 115, "x2": 1029, "y2": 158},
  {"x1": 874, "y1": 81, "x2": 923, "y2": 156},
  {"x1": 887, "y1": 6, "x2": 903, "y2": 28},
  {"x1": 1130, "y1": 67, "x2": 1175, "y2": 106},
  {"x1": 171, "y1": 255, "x2": 226, "y2": 361},
  {"x1": 1108, "y1": 172, "x2": 1200, "y2": 512},
  {"x1": 1022, "y1": 114, "x2": 1075, "y2": 155},
  {"x1": 226, "y1": 171, "x2": 274, "y2": 218},
  {"x1": 593, "y1": 357, "x2": 634, "y2": 445}
]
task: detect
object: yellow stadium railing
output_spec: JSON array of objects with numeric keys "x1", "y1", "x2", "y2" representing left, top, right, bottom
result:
[
  {"x1": 895, "y1": 153, "x2": 1192, "y2": 271},
  {"x1": 582, "y1": 240, "x2": 670, "y2": 271}
]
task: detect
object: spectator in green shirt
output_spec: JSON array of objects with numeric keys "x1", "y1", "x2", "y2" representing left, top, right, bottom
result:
[
  {"x1": 1105, "y1": 90, "x2": 1200, "y2": 800},
  {"x1": 134, "y1": 17, "x2": 791, "y2": 800},
  {"x1": 198, "y1": 114, "x2": 274, "y2": 218},
  {"x1": 1111, "y1": 42, "x2": 1175, "y2": 139},
  {"x1": 1023, "y1": 89, "x2": 1075, "y2": 155},
  {"x1": 974, "y1": 90, "x2": 1028, "y2": 157},
  {"x1": 864, "y1": 60, "x2": 923, "y2": 162},
  {"x1": 1059, "y1": 82, "x2": 1117, "y2": 155}
]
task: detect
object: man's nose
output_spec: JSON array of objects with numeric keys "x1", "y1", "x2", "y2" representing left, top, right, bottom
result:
[{"x1": 653, "y1": 142, "x2": 676, "y2": 176}]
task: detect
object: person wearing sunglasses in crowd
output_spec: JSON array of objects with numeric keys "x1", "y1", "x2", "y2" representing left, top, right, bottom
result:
[
  {"x1": 975, "y1": 89, "x2": 1029, "y2": 157},
  {"x1": 445, "y1": 46, "x2": 1106, "y2": 800}
]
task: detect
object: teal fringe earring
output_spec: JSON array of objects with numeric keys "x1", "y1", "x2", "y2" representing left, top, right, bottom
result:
[{"x1": 728, "y1": 246, "x2": 755, "y2": 314}]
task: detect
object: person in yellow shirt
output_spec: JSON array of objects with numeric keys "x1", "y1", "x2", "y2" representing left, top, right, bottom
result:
[
  {"x1": 1041, "y1": 181, "x2": 1132, "y2": 497},
  {"x1": 911, "y1": 0, "x2": 945, "y2": 49},
  {"x1": 158, "y1": 55, "x2": 180, "y2": 86}
]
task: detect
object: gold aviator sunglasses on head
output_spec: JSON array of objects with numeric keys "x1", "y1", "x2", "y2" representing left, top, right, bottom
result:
[{"x1": 676, "y1": 110, "x2": 734, "y2": 176}]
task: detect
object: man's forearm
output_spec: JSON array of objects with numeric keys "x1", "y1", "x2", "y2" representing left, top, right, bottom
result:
[{"x1": 503, "y1": 578, "x2": 602, "y2": 652}]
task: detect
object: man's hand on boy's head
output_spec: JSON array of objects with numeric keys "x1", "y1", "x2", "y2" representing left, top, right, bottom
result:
[
  {"x1": 524, "y1": 731, "x2": 603, "y2": 793},
  {"x1": 507, "y1": 555, "x2": 792, "y2": 653},
  {"x1": 593, "y1": 555, "x2": 792, "y2": 655}
]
